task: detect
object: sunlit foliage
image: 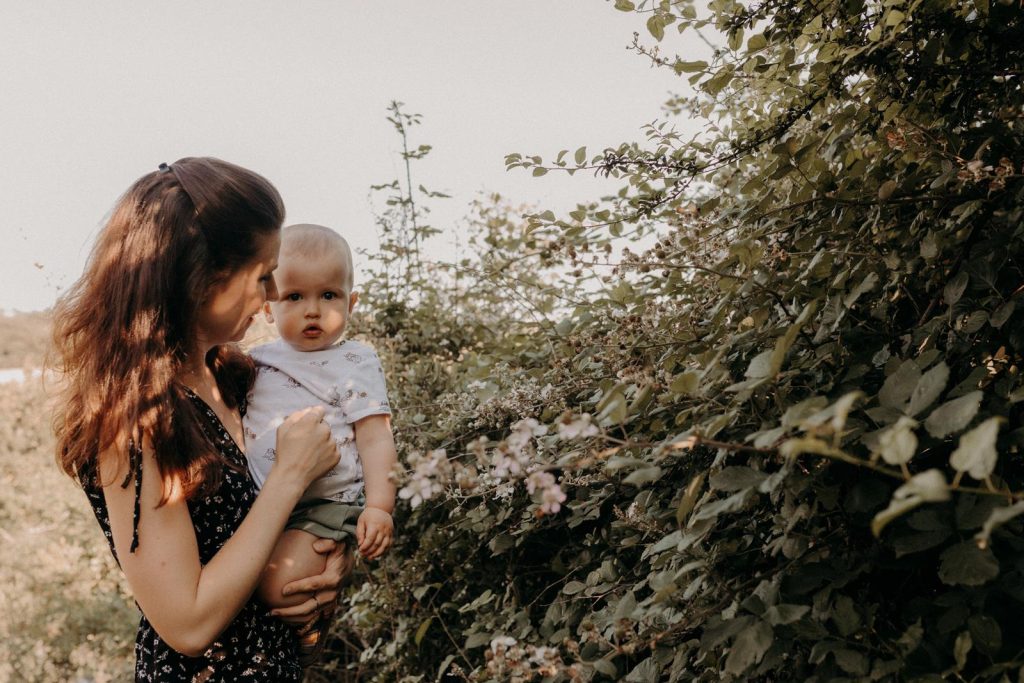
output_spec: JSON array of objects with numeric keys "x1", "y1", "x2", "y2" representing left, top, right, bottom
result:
[{"x1": 325, "y1": 0, "x2": 1024, "y2": 680}]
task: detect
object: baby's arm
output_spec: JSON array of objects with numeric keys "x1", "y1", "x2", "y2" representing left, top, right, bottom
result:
[{"x1": 353, "y1": 414, "x2": 397, "y2": 559}]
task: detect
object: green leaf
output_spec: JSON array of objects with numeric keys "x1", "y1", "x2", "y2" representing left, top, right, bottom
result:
[
  {"x1": 623, "y1": 466, "x2": 663, "y2": 487},
  {"x1": 938, "y1": 541, "x2": 999, "y2": 586},
  {"x1": 886, "y1": 9, "x2": 906, "y2": 26},
  {"x1": 415, "y1": 617, "x2": 433, "y2": 646},
  {"x1": 758, "y1": 299, "x2": 818, "y2": 380},
  {"x1": 674, "y1": 59, "x2": 709, "y2": 73},
  {"x1": 675, "y1": 473, "x2": 705, "y2": 527},
  {"x1": 844, "y1": 271, "x2": 879, "y2": 307},
  {"x1": 727, "y1": 28, "x2": 744, "y2": 51},
  {"x1": 647, "y1": 15, "x2": 665, "y2": 41},
  {"x1": 872, "y1": 469, "x2": 951, "y2": 537},
  {"x1": 834, "y1": 649, "x2": 869, "y2": 675},
  {"x1": 832, "y1": 595, "x2": 861, "y2": 636},
  {"x1": 828, "y1": 391, "x2": 864, "y2": 434},
  {"x1": 925, "y1": 391, "x2": 983, "y2": 438},
  {"x1": 644, "y1": 530, "x2": 683, "y2": 559},
  {"x1": 670, "y1": 371, "x2": 700, "y2": 395},
  {"x1": 878, "y1": 179, "x2": 898, "y2": 200},
  {"x1": 765, "y1": 604, "x2": 809, "y2": 625},
  {"x1": 744, "y1": 350, "x2": 774, "y2": 380},
  {"x1": 975, "y1": 501, "x2": 1024, "y2": 547},
  {"x1": 613, "y1": 0, "x2": 635, "y2": 10},
  {"x1": 724, "y1": 620, "x2": 772, "y2": 675},
  {"x1": 897, "y1": 620, "x2": 924, "y2": 654},
  {"x1": 967, "y1": 614, "x2": 1002, "y2": 656},
  {"x1": 691, "y1": 489, "x2": 752, "y2": 523},
  {"x1": 990, "y1": 300, "x2": 1015, "y2": 328},
  {"x1": 597, "y1": 385, "x2": 628, "y2": 424},
  {"x1": 907, "y1": 361, "x2": 949, "y2": 416},
  {"x1": 944, "y1": 272, "x2": 969, "y2": 306},
  {"x1": 960, "y1": 310, "x2": 988, "y2": 333},
  {"x1": 877, "y1": 416, "x2": 918, "y2": 466},
  {"x1": 488, "y1": 533, "x2": 515, "y2": 555},
  {"x1": 949, "y1": 417, "x2": 1002, "y2": 480},
  {"x1": 625, "y1": 657, "x2": 660, "y2": 682},
  {"x1": 710, "y1": 466, "x2": 768, "y2": 492},
  {"x1": 532, "y1": 167, "x2": 548, "y2": 177},
  {"x1": 878, "y1": 360, "x2": 921, "y2": 409},
  {"x1": 953, "y1": 631, "x2": 971, "y2": 671},
  {"x1": 704, "y1": 68, "x2": 734, "y2": 96},
  {"x1": 574, "y1": 146, "x2": 587, "y2": 165}
]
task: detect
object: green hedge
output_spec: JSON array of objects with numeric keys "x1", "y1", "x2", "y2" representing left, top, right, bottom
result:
[{"x1": 323, "y1": 1, "x2": 1024, "y2": 681}]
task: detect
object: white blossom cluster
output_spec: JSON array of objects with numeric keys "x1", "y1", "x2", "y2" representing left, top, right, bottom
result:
[
  {"x1": 481, "y1": 635, "x2": 581, "y2": 682},
  {"x1": 395, "y1": 412, "x2": 602, "y2": 515},
  {"x1": 490, "y1": 418, "x2": 567, "y2": 515},
  {"x1": 397, "y1": 448, "x2": 451, "y2": 509},
  {"x1": 470, "y1": 374, "x2": 563, "y2": 430}
]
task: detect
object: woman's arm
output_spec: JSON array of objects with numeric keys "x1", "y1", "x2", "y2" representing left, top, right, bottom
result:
[{"x1": 99, "y1": 407, "x2": 336, "y2": 657}]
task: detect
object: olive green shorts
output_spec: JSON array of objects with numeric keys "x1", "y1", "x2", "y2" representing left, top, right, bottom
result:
[{"x1": 285, "y1": 499, "x2": 363, "y2": 545}]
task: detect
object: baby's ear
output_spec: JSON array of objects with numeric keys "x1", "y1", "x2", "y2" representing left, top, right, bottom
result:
[
  {"x1": 262, "y1": 301, "x2": 274, "y2": 323},
  {"x1": 349, "y1": 291, "x2": 359, "y2": 313}
]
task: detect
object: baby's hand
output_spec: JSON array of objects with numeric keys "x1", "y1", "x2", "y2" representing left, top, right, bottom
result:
[{"x1": 356, "y1": 507, "x2": 394, "y2": 560}]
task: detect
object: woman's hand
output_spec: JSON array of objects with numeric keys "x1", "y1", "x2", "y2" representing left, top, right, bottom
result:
[
  {"x1": 273, "y1": 407, "x2": 339, "y2": 489},
  {"x1": 272, "y1": 538, "x2": 355, "y2": 625}
]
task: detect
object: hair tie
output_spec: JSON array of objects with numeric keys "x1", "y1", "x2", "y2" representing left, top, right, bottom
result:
[{"x1": 158, "y1": 162, "x2": 171, "y2": 173}]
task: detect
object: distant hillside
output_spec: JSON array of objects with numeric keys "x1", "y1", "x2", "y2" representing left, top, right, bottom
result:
[
  {"x1": 0, "y1": 309, "x2": 288, "y2": 369},
  {"x1": 0, "y1": 311, "x2": 51, "y2": 368}
]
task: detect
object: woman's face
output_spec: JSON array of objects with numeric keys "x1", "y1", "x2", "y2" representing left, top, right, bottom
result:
[{"x1": 196, "y1": 231, "x2": 281, "y2": 349}]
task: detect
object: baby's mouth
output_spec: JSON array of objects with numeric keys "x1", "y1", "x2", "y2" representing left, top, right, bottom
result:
[{"x1": 302, "y1": 325, "x2": 322, "y2": 338}]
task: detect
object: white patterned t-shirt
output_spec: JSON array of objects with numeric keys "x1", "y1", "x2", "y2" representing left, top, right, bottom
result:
[{"x1": 243, "y1": 338, "x2": 391, "y2": 504}]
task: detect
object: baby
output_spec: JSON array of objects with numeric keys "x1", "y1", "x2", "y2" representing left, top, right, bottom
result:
[{"x1": 243, "y1": 224, "x2": 397, "y2": 632}]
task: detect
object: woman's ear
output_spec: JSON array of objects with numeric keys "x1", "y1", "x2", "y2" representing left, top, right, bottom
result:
[{"x1": 262, "y1": 301, "x2": 274, "y2": 323}]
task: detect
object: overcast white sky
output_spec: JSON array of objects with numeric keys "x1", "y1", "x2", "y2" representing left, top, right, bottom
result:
[{"x1": 0, "y1": 1, "x2": 705, "y2": 312}]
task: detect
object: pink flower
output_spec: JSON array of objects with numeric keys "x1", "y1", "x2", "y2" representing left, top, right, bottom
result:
[{"x1": 540, "y1": 483, "x2": 567, "y2": 515}]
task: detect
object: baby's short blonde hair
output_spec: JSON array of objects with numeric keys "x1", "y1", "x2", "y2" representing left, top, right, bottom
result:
[{"x1": 280, "y1": 223, "x2": 354, "y2": 290}]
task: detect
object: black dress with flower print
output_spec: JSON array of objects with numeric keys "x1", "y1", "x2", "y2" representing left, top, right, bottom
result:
[{"x1": 79, "y1": 390, "x2": 301, "y2": 682}]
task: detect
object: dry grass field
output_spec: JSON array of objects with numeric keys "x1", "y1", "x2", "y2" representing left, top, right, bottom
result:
[
  {"x1": 0, "y1": 378, "x2": 135, "y2": 682},
  {"x1": 0, "y1": 312, "x2": 285, "y2": 682}
]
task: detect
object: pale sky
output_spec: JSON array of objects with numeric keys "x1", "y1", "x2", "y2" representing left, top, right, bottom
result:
[{"x1": 0, "y1": 1, "x2": 705, "y2": 312}]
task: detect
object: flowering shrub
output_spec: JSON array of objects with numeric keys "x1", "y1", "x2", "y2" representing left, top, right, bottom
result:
[{"x1": 320, "y1": 1, "x2": 1024, "y2": 681}]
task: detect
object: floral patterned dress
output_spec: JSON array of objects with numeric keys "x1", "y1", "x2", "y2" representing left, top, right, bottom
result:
[{"x1": 79, "y1": 390, "x2": 301, "y2": 682}]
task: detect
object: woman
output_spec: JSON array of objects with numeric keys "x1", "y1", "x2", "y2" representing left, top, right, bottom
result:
[{"x1": 53, "y1": 157, "x2": 347, "y2": 681}]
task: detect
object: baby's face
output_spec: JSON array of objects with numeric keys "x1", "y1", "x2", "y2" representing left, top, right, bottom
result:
[{"x1": 267, "y1": 254, "x2": 356, "y2": 352}]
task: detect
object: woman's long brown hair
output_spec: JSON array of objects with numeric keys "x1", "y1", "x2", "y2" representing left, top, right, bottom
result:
[{"x1": 52, "y1": 157, "x2": 284, "y2": 500}]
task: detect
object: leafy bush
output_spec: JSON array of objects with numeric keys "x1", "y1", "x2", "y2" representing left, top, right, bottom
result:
[{"x1": 322, "y1": 1, "x2": 1024, "y2": 681}]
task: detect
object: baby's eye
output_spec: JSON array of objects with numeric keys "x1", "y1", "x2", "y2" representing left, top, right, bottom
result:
[
  {"x1": 322, "y1": 292, "x2": 337, "y2": 301},
  {"x1": 286, "y1": 293, "x2": 302, "y2": 302}
]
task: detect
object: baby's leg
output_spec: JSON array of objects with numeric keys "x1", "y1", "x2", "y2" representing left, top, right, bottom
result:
[{"x1": 258, "y1": 529, "x2": 329, "y2": 610}]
